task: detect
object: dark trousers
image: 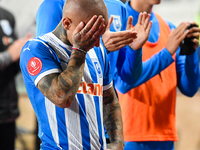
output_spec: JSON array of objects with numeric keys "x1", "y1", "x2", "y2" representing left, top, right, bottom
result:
[{"x1": 0, "y1": 122, "x2": 16, "y2": 150}]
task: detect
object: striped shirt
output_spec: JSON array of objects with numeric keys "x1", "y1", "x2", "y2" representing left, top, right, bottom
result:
[{"x1": 20, "y1": 33, "x2": 112, "y2": 150}]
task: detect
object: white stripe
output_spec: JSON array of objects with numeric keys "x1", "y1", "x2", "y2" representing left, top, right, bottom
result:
[
  {"x1": 83, "y1": 59, "x2": 101, "y2": 149},
  {"x1": 87, "y1": 49, "x2": 104, "y2": 149},
  {"x1": 34, "y1": 68, "x2": 61, "y2": 86},
  {"x1": 45, "y1": 97, "x2": 61, "y2": 148},
  {"x1": 64, "y1": 97, "x2": 83, "y2": 150},
  {"x1": 84, "y1": 93, "x2": 102, "y2": 149},
  {"x1": 83, "y1": 61, "x2": 92, "y2": 83},
  {"x1": 95, "y1": 45, "x2": 107, "y2": 148},
  {"x1": 100, "y1": 44, "x2": 105, "y2": 65},
  {"x1": 98, "y1": 45, "x2": 109, "y2": 148}
]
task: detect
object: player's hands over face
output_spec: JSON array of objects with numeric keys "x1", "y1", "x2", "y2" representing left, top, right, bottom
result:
[
  {"x1": 8, "y1": 33, "x2": 31, "y2": 61},
  {"x1": 72, "y1": 15, "x2": 106, "y2": 53},
  {"x1": 166, "y1": 22, "x2": 190, "y2": 55},
  {"x1": 187, "y1": 22, "x2": 200, "y2": 49},
  {"x1": 102, "y1": 16, "x2": 137, "y2": 52},
  {"x1": 128, "y1": 12, "x2": 152, "y2": 50}
]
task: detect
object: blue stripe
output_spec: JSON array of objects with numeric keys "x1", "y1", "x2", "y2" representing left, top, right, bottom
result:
[
  {"x1": 77, "y1": 94, "x2": 91, "y2": 150},
  {"x1": 86, "y1": 54, "x2": 98, "y2": 83},
  {"x1": 94, "y1": 96, "x2": 104, "y2": 150},
  {"x1": 56, "y1": 107, "x2": 69, "y2": 149}
]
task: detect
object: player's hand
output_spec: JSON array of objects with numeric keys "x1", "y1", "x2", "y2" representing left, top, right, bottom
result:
[
  {"x1": 8, "y1": 33, "x2": 31, "y2": 61},
  {"x1": 72, "y1": 15, "x2": 106, "y2": 53},
  {"x1": 186, "y1": 22, "x2": 200, "y2": 49},
  {"x1": 166, "y1": 22, "x2": 190, "y2": 55},
  {"x1": 128, "y1": 12, "x2": 152, "y2": 50},
  {"x1": 102, "y1": 16, "x2": 137, "y2": 52}
]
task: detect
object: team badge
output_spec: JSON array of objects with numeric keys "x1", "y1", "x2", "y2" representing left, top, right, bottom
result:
[
  {"x1": 27, "y1": 57, "x2": 42, "y2": 76},
  {"x1": 112, "y1": 15, "x2": 122, "y2": 32},
  {"x1": 0, "y1": 20, "x2": 13, "y2": 36},
  {"x1": 92, "y1": 59, "x2": 102, "y2": 78}
]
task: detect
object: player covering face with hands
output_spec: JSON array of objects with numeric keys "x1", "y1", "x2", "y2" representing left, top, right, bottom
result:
[{"x1": 20, "y1": 0, "x2": 124, "y2": 149}]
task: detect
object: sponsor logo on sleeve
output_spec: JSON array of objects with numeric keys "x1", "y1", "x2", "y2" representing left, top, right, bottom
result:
[{"x1": 27, "y1": 57, "x2": 42, "y2": 76}]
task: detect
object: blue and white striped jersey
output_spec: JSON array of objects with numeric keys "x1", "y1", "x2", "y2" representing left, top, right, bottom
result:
[{"x1": 20, "y1": 32, "x2": 112, "y2": 150}]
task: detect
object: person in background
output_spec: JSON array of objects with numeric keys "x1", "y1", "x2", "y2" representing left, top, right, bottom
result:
[
  {"x1": 115, "y1": 0, "x2": 200, "y2": 150},
  {"x1": 0, "y1": 6, "x2": 30, "y2": 150}
]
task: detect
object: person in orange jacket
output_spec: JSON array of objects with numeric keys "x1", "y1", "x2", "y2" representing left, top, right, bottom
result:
[{"x1": 115, "y1": 0, "x2": 200, "y2": 150}]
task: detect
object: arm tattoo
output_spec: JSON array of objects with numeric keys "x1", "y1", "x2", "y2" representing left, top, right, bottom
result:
[
  {"x1": 38, "y1": 50, "x2": 86, "y2": 108},
  {"x1": 103, "y1": 86, "x2": 124, "y2": 144}
]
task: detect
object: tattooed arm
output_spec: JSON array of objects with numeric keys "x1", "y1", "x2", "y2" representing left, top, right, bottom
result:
[
  {"x1": 37, "y1": 50, "x2": 86, "y2": 108},
  {"x1": 103, "y1": 86, "x2": 124, "y2": 150},
  {"x1": 37, "y1": 15, "x2": 106, "y2": 108}
]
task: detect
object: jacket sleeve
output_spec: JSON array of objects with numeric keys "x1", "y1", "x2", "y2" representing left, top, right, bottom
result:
[
  {"x1": 167, "y1": 20, "x2": 200, "y2": 97},
  {"x1": 114, "y1": 46, "x2": 143, "y2": 85},
  {"x1": 115, "y1": 48, "x2": 174, "y2": 94},
  {"x1": 176, "y1": 47, "x2": 199, "y2": 97}
]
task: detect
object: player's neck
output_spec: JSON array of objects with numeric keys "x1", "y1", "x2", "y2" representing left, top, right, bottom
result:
[
  {"x1": 130, "y1": 0, "x2": 153, "y2": 14},
  {"x1": 52, "y1": 22, "x2": 71, "y2": 46}
]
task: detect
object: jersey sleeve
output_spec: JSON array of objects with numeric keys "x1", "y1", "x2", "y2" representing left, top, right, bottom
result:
[
  {"x1": 20, "y1": 39, "x2": 62, "y2": 86},
  {"x1": 166, "y1": 20, "x2": 200, "y2": 97},
  {"x1": 36, "y1": 0, "x2": 64, "y2": 36}
]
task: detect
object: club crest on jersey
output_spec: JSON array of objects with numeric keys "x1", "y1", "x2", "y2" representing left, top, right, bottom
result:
[
  {"x1": 112, "y1": 15, "x2": 122, "y2": 32},
  {"x1": 27, "y1": 57, "x2": 42, "y2": 76},
  {"x1": 92, "y1": 59, "x2": 102, "y2": 78}
]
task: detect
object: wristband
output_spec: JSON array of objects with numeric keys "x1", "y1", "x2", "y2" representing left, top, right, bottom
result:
[{"x1": 72, "y1": 47, "x2": 87, "y2": 54}]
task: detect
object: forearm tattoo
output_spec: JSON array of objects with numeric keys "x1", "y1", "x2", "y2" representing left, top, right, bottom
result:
[
  {"x1": 103, "y1": 87, "x2": 124, "y2": 144},
  {"x1": 38, "y1": 50, "x2": 86, "y2": 107}
]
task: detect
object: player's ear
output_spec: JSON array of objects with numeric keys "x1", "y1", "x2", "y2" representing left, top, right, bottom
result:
[{"x1": 62, "y1": 17, "x2": 72, "y2": 30}]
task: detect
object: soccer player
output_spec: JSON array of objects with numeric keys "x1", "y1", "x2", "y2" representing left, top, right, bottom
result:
[
  {"x1": 20, "y1": 0, "x2": 124, "y2": 149},
  {"x1": 115, "y1": 0, "x2": 200, "y2": 150},
  {"x1": 36, "y1": 0, "x2": 152, "y2": 86},
  {"x1": 35, "y1": 0, "x2": 152, "y2": 145}
]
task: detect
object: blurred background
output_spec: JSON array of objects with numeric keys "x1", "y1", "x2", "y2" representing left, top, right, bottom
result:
[{"x1": 1, "y1": 0, "x2": 200, "y2": 149}]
